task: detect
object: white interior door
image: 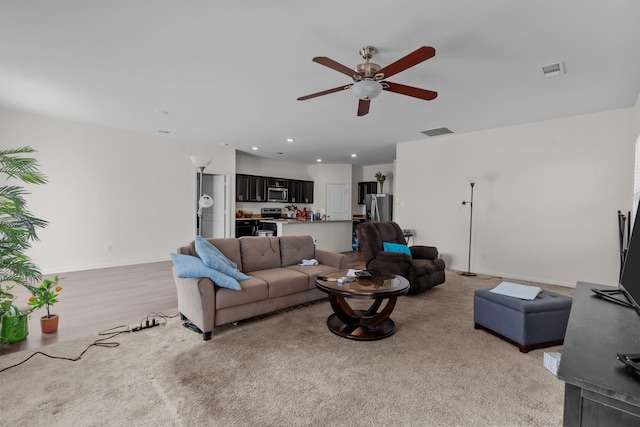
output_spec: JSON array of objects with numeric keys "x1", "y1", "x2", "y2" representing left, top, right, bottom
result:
[
  {"x1": 326, "y1": 183, "x2": 349, "y2": 220},
  {"x1": 197, "y1": 173, "x2": 230, "y2": 238}
]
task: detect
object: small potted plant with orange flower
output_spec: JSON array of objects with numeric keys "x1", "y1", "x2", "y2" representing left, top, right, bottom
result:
[{"x1": 24, "y1": 275, "x2": 62, "y2": 333}]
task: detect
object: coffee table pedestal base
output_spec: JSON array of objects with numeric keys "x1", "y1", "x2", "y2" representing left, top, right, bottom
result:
[
  {"x1": 325, "y1": 294, "x2": 400, "y2": 341},
  {"x1": 326, "y1": 312, "x2": 395, "y2": 341}
]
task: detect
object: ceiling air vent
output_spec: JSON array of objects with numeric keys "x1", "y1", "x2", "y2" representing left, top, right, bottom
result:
[
  {"x1": 421, "y1": 127, "x2": 453, "y2": 137},
  {"x1": 541, "y1": 61, "x2": 565, "y2": 77}
]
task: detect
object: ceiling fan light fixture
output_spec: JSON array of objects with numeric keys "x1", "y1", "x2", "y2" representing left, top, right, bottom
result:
[{"x1": 351, "y1": 79, "x2": 383, "y2": 100}]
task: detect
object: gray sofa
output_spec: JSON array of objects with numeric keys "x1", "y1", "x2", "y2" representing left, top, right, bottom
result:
[{"x1": 173, "y1": 235, "x2": 348, "y2": 340}]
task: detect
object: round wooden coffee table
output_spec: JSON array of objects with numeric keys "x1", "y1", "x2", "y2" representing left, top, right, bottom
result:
[{"x1": 315, "y1": 270, "x2": 409, "y2": 341}]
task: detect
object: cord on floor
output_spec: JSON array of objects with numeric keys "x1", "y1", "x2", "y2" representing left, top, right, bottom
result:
[{"x1": 0, "y1": 311, "x2": 177, "y2": 373}]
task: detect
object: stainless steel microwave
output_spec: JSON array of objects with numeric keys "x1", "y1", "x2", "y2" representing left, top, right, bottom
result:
[{"x1": 267, "y1": 187, "x2": 288, "y2": 202}]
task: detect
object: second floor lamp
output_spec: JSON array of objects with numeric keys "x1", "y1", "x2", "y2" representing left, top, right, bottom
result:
[{"x1": 459, "y1": 182, "x2": 477, "y2": 277}]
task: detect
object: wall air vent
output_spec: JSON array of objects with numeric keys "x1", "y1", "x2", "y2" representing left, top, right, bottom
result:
[
  {"x1": 541, "y1": 61, "x2": 565, "y2": 77},
  {"x1": 420, "y1": 127, "x2": 453, "y2": 137}
]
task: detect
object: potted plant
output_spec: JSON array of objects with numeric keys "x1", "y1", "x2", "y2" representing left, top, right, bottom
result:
[
  {"x1": 0, "y1": 284, "x2": 16, "y2": 346},
  {"x1": 24, "y1": 275, "x2": 62, "y2": 333},
  {"x1": 284, "y1": 204, "x2": 298, "y2": 218},
  {"x1": 375, "y1": 171, "x2": 386, "y2": 193},
  {"x1": 0, "y1": 147, "x2": 49, "y2": 342}
]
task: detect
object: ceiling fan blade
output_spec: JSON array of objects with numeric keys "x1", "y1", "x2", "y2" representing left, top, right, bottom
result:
[
  {"x1": 312, "y1": 57, "x2": 357, "y2": 78},
  {"x1": 376, "y1": 46, "x2": 436, "y2": 79},
  {"x1": 297, "y1": 84, "x2": 351, "y2": 101},
  {"x1": 357, "y1": 99, "x2": 370, "y2": 116},
  {"x1": 383, "y1": 81, "x2": 438, "y2": 100}
]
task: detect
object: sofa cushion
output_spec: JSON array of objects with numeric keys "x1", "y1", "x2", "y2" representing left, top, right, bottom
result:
[
  {"x1": 195, "y1": 236, "x2": 251, "y2": 281},
  {"x1": 279, "y1": 235, "x2": 315, "y2": 267},
  {"x1": 248, "y1": 268, "x2": 310, "y2": 298},
  {"x1": 170, "y1": 253, "x2": 241, "y2": 291},
  {"x1": 285, "y1": 264, "x2": 343, "y2": 289},
  {"x1": 240, "y1": 236, "x2": 282, "y2": 271},
  {"x1": 216, "y1": 276, "x2": 269, "y2": 309}
]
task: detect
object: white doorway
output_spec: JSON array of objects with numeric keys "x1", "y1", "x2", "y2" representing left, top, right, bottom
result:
[
  {"x1": 326, "y1": 183, "x2": 349, "y2": 220},
  {"x1": 196, "y1": 173, "x2": 230, "y2": 238}
]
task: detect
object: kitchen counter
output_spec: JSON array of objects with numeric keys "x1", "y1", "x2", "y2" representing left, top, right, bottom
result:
[
  {"x1": 260, "y1": 218, "x2": 353, "y2": 224},
  {"x1": 260, "y1": 218, "x2": 353, "y2": 252}
]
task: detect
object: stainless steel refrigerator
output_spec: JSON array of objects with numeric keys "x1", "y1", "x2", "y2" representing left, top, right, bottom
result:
[{"x1": 366, "y1": 194, "x2": 393, "y2": 222}]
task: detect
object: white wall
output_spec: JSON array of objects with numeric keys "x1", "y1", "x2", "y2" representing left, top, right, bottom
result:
[
  {"x1": 396, "y1": 108, "x2": 636, "y2": 287},
  {"x1": 236, "y1": 154, "x2": 311, "y2": 180},
  {"x1": 0, "y1": 108, "x2": 236, "y2": 274}
]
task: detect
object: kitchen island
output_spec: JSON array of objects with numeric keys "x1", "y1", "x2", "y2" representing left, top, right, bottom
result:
[{"x1": 260, "y1": 219, "x2": 353, "y2": 252}]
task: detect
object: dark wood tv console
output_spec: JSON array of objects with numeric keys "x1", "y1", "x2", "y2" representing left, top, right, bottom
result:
[{"x1": 557, "y1": 282, "x2": 640, "y2": 426}]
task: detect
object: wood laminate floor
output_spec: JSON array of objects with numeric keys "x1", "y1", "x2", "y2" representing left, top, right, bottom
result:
[{"x1": 1, "y1": 250, "x2": 365, "y2": 356}]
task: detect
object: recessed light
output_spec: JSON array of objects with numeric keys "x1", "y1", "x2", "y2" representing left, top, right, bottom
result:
[
  {"x1": 317, "y1": 159, "x2": 322, "y2": 162},
  {"x1": 351, "y1": 154, "x2": 357, "y2": 157},
  {"x1": 157, "y1": 130, "x2": 172, "y2": 134},
  {"x1": 220, "y1": 143, "x2": 229, "y2": 146},
  {"x1": 286, "y1": 138, "x2": 295, "y2": 143},
  {"x1": 154, "y1": 110, "x2": 169, "y2": 115},
  {"x1": 252, "y1": 147, "x2": 259, "y2": 150}
]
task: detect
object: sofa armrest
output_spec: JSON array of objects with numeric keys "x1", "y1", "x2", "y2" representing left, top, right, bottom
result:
[
  {"x1": 173, "y1": 268, "x2": 216, "y2": 336},
  {"x1": 314, "y1": 249, "x2": 348, "y2": 269},
  {"x1": 409, "y1": 245, "x2": 439, "y2": 260}
]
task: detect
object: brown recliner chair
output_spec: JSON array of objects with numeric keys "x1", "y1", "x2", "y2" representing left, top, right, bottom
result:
[{"x1": 355, "y1": 221, "x2": 445, "y2": 294}]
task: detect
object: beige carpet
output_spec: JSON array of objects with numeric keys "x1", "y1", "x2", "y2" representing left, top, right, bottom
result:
[{"x1": 1, "y1": 271, "x2": 572, "y2": 426}]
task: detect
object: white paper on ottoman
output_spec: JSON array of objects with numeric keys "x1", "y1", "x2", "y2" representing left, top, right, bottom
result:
[{"x1": 490, "y1": 281, "x2": 541, "y2": 300}]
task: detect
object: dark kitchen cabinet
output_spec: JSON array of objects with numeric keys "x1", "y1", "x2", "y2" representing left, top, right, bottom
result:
[
  {"x1": 288, "y1": 180, "x2": 314, "y2": 204},
  {"x1": 236, "y1": 219, "x2": 260, "y2": 237},
  {"x1": 358, "y1": 181, "x2": 378, "y2": 204},
  {"x1": 300, "y1": 181, "x2": 314, "y2": 203},
  {"x1": 252, "y1": 176, "x2": 268, "y2": 202},
  {"x1": 237, "y1": 174, "x2": 251, "y2": 202},
  {"x1": 237, "y1": 174, "x2": 313, "y2": 203},
  {"x1": 236, "y1": 174, "x2": 268, "y2": 202}
]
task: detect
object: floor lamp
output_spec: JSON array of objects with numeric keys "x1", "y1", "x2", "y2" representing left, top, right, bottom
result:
[
  {"x1": 459, "y1": 182, "x2": 477, "y2": 277},
  {"x1": 190, "y1": 155, "x2": 212, "y2": 237}
]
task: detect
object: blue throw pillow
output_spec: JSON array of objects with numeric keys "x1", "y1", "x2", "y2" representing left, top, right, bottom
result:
[
  {"x1": 170, "y1": 253, "x2": 241, "y2": 291},
  {"x1": 383, "y1": 242, "x2": 412, "y2": 256},
  {"x1": 194, "y1": 236, "x2": 238, "y2": 269},
  {"x1": 194, "y1": 236, "x2": 250, "y2": 281}
]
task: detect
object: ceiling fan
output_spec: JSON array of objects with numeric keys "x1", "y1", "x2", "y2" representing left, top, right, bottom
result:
[{"x1": 297, "y1": 45, "x2": 438, "y2": 116}]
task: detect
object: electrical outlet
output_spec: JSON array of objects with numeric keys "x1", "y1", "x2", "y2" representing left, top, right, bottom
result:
[{"x1": 105, "y1": 244, "x2": 112, "y2": 253}]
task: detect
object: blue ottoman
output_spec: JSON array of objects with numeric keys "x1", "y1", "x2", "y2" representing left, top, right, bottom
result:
[{"x1": 473, "y1": 288, "x2": 573, "y2": 353}]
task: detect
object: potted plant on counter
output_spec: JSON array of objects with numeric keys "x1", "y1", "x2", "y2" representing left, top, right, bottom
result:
[
  {"x1": 284, "y1": 204, "x2": 298, "y2": 218},
  {"x1": 24, "y1": 275, "x2": 62, "y2": 333}
]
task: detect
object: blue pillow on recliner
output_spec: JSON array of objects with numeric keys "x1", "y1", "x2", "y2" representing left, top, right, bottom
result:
[{"x1": 383, "y1": 242, "x2": 412, "y2": 256}]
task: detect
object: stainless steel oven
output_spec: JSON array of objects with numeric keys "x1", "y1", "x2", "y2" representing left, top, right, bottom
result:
[
  {"x1": 267, "y1": 187, "x2": 288, "y2": 202},
  {"x1": 260, "y1": 208, "x2": 282, "y2": 236}
]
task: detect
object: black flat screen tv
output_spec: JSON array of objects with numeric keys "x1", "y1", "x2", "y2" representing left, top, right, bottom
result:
[
  {"x1": 620, "y1": 200, "x2": 640, "y2": 316},
  {"x1": 592, "y1": 200, "x2": 640, "y2": 314}
]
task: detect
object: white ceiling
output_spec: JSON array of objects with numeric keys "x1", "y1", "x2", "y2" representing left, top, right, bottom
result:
[{"x1": 1, "y1": 1, "x2": 639, "y2": 166}]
